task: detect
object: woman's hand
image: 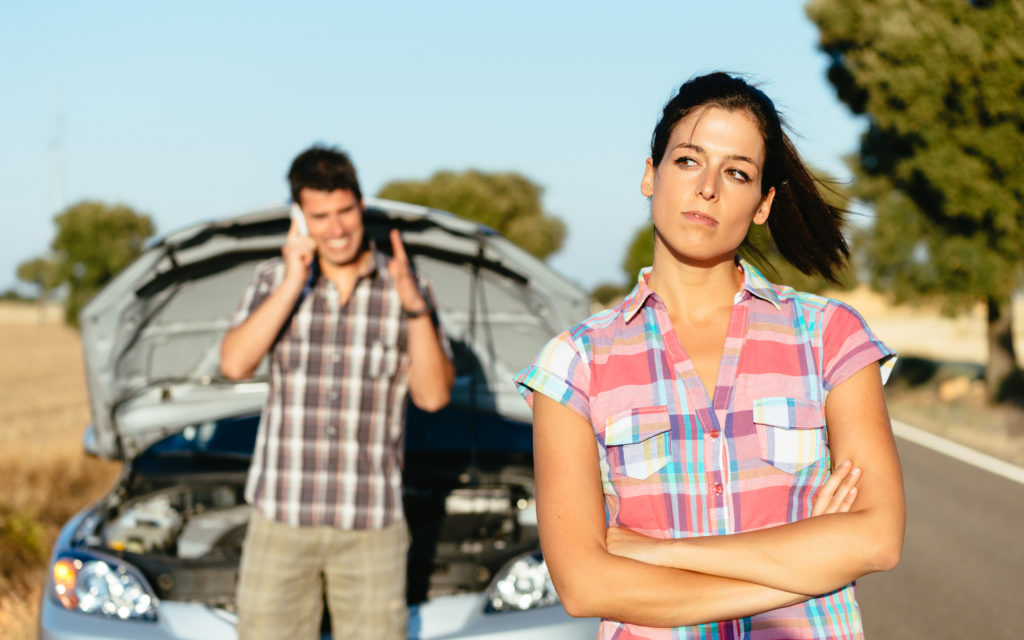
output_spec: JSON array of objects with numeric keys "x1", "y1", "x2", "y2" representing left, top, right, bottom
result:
[
  {"x1": 810, "y1": 460, "x2": 861, "y2": 517},
  {"x1": 606, "y1": 460, "x2": 860, "y2": 571},
  {"x1": 606, "y1": 526, "x2": 671, "y2": 565}
]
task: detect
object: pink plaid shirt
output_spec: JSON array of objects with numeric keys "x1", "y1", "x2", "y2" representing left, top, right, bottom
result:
[{"x1": 515, "y1": 259, "x2": 895, "y2": 640}]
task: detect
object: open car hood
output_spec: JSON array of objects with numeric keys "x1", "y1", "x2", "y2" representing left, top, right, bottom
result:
[{"x1": 80, "y1": 198, "x2": 589, "y2": 460}]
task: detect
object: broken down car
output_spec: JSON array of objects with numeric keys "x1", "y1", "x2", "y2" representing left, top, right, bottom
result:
[{"x1": 39, "y1": 198, "x2": 599, "y2": 639}]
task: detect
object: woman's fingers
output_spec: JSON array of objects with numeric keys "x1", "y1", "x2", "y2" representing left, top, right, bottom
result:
[
  {"x1": 811, "y1": 460, "x2": 861, "y2": 516},
  {"x1": 832, "y1": 466, "x2": 862, "y2": 513}
]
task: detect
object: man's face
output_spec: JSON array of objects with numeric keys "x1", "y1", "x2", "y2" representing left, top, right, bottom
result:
[{"x1": 297, "y1": 188, "x2": 365, "y2": 268}]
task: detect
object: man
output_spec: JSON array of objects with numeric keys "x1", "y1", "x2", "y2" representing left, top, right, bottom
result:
[{"x1": 220, "y1": 145, "x2": 455, "y2": 639}]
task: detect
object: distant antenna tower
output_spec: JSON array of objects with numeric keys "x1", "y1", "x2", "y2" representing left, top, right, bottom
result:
[{"x1": 51, "y1": 94, "x2": 66, "y2": 212}]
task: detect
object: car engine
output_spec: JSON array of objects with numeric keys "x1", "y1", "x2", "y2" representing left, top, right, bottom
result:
[{"x1": 89, "y1": 468, "x2": 539, "y2": 609}]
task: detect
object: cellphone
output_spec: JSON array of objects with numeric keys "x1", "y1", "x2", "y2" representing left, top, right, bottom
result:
[{"x1": 290, "y1": 203, "x2": 308, "y2": 236}]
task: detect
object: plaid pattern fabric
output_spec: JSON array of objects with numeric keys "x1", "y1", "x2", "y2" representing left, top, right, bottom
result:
[
  {"x1": 230, "y1": 250, "x2": 448, "y2": 529},
  {"x1": 515, "y1": 259, "x2": 896, "y2": 640}
]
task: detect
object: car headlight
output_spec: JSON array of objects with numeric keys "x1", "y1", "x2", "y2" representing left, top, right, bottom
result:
[
  {"x1": 51, "y1": 552, "x2": 157, "y2": 621},
  {"x1": 485, "y1": 551, "x2": 560, "y2": 613}
]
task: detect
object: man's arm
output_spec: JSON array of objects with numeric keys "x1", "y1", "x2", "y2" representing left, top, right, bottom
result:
[
  {"x1": 220, "y1": 219, "x2": 315, "y2": 380},
  {"x1": 388, "y1": 229, "x2": 454, "y2": 411}
]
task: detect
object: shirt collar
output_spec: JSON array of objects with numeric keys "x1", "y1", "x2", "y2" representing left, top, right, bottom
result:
[
  {"x1": 621, "y1": 257, "x2": 780, "y2": 323},
  {"x1": 738, "y1": 258, "x2": 781, "y2": 309},
  {"x1": 621, "y1": 266, "x2": 656, "y2": 323},
  {"x1": 312, "y1": 238, "x2": 382, "y2": 289}
]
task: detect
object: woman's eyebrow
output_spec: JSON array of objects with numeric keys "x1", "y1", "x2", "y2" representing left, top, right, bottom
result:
[{"x1": 673, "y1": 142, "x2": 759, "y2": 166}]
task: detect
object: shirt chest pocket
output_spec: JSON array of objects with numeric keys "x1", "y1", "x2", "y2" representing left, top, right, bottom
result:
[
  {"x1": 368, "y1": 336, "x2": 401, "y2": 379},
  {"x1": 754, "y1": 397, "x2": 826, "y2": 474},
  {"x1": 277, "y1": 327, "x2": 307, "y2": 372},
  {"x1": 604, "y1": 406, "x2": 672, "y2": 480}
]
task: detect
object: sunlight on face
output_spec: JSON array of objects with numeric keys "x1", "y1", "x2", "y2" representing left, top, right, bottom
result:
[
  {"x1": 298, "y1": 188, "x2": 365, "y2": 268},
  {"x1": 641, "y1": 106, "x2": 775, "y2": 269}
]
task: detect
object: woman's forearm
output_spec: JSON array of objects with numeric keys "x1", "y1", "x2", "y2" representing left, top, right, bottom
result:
[
  {"x1": 550, "y1": 533, "x2": 813, "y2": 626},
  {"x1": 533, "y1": 394, "x2": 815, "y2": 626},
  {"x1": 614, "y1": 509, "x2": 899, "y2": 597},
  {"x1": 606, "y1": 365, "x2": 905, "y2": 596}
]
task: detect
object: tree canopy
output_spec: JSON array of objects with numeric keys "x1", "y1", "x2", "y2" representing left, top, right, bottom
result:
[
  {"x1": 807, "y1": 0, "x2": 1024, "y2": 398},
  {"x1": 26, "y1": 201, "x2": 155, "y2": 326},
  {"x1": 16, "y1": 257, "x2": 59, "y2": 299},
  {"x1": 377, "y1": 169, "x2": 566, "y2": 260}
]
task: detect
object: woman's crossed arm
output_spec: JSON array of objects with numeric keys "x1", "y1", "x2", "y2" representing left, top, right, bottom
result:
[
  {"x1": 532, "y1": 383, "x2": 871, "y2": 627},
  {"x1": 604, "y1": 363, "x2": 905, "y2": 597}
]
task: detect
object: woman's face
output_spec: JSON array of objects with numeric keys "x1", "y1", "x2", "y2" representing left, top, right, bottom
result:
[{"x1": 641, "y1": 106, "x2": 775, "y2": 268}]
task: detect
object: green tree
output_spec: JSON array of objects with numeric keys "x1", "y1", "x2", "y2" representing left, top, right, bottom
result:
[
  {"x1": 16, "y1": 256, "x2": 60, "y2": 323},
  {"x1": 16, "y1": 256, "x2": 59, "y2": 299},
  {"x1": 378, "y1": 170, "x2": 566, "y2": 260},
  {"x1": 807, "y1": 0, "x2": 1024, "y2": 400},
  {"x1": 622, "y1": 224, "x2": 655, "y2": 287},
  {"x1": 591, "y1": 282, "x2": 628, "y2": 308},
  {"x1": 47, "y1": 201, "x2": 154, "y2": 326}
]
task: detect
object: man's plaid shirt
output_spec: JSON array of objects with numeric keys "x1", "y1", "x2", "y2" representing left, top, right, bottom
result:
[{"x1": 230, "y1": 250, "x2": 450, "y2": 529}]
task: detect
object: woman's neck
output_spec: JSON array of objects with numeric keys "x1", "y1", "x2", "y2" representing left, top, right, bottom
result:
[{"x1": 646, "y1": 251, "x2": 743, "y2": 323}]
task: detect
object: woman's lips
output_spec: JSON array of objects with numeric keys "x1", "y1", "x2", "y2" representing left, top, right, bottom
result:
[{"x1": 681, "y1": 211, "x2": 717, "y2": 226}]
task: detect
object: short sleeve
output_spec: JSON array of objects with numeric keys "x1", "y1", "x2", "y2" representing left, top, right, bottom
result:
[
  {"x1": 822, "y1": 301, "x2": 897, "y2": 391},
  {"x1": 513, "y1": 330, "x2": 592, "y2": 422},
  {"x1": 228, "y1": 260, "x2": 282, "y2": 329}
]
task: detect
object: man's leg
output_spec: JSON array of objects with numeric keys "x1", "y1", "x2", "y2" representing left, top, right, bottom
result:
[
  {"x1": 236, "y1": 509, "x2": 325, "y2": 640},
  {"x1": 323, "y1": 519, "x2": 409, "y2": 640}
]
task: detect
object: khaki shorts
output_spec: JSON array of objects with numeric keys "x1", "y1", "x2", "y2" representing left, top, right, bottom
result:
[{"x1": 236, "y1": 509, "x2": 409, "y2": 640}]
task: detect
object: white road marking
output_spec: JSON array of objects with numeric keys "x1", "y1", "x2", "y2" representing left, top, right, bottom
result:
[{"x1": 892, "y1": 419, "x2": 1024, "y2": 486}]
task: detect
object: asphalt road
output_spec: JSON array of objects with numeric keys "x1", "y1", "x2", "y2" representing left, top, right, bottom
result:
[{"x1": 856, "y1": 433, "x2": 1024, "y2": 638}]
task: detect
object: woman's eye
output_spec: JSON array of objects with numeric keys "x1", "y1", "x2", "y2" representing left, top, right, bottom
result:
[
  {"x1": 727, "y1": 169, "x2": 751, "y2": 182},
  {"x1": 675, "y1": 156, "x2": 696, "y2": 166}
]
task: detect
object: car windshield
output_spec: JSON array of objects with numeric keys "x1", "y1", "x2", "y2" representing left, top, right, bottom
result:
[
  {"x1": 137, "y1": 406, "x2": 533, "y2": 463},
  {"x1": 143, "y1": 414, "x2": 260, "y2": 460}
]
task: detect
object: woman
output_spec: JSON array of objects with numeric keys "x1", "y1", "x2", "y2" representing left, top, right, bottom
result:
[{"x1": 514, "y1": 72, "x2": 904, "y2": 639}]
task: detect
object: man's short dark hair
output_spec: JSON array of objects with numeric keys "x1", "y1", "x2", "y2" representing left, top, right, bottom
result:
[{"x1": 287, "y1": 145, "x2": 363, "y2": 205}]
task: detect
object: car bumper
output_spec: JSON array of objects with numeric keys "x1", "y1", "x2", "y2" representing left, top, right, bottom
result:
[
  {"x1": 412, "y1": 594, "x2": 598, "y2": 639},
  {"x1": 41, "y1": 592, "x2": 598, "y2": 640},
  {"x1": 40, "y1": 599, "x2": 236, "y2": 640}
]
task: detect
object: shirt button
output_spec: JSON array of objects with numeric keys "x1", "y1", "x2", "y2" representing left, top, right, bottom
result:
[
  {"x1": 713, "y1": 483, "x2": 724, "y2": 495},
  {"x1": 331, "y1": 353, "x2": 340, "y2": 363},
  {"x1": 709, "y1": 430, "x2": 720, "y2": 439},
  {"x1": 329, "y1": 391, "x2": 339, "y2": 400},
  {"x1": 325, "y1": 425, "x2": 337, "y2": 435}
]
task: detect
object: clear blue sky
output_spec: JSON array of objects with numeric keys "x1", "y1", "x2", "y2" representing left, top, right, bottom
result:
[{"x1": 0, "y1": 0, "x2": 866, "y2": 293}]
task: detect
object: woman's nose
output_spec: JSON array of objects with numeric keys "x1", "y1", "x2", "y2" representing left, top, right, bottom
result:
[{"x1": 697, "y1": 171, "x2": 718, "y2": 200}]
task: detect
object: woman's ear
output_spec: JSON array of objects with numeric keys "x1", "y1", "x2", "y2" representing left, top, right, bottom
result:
[
  {"x1": 641, "y1": 158, "x2": 655, "y2": 197},
  {"x1": 753, "y1": 186, "x2": 775, "y2": 225}
]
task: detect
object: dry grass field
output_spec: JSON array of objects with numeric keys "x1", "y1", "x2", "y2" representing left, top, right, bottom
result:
[
  {"x1": 0, "y1": 303, "x2": 121, "y2": 639},
  {"x1": 0, "y1": 294, "x2": 1021, "y2": 638}
]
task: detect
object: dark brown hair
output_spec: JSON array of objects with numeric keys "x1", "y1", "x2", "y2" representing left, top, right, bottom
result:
[{"x1": 287, "y1": 145, "x2": 363, "y2": 206}]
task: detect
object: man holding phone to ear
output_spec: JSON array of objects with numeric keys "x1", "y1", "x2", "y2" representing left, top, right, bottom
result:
[{"x1": 220, "y1": 145, "x2": 455, "y2": 640}]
